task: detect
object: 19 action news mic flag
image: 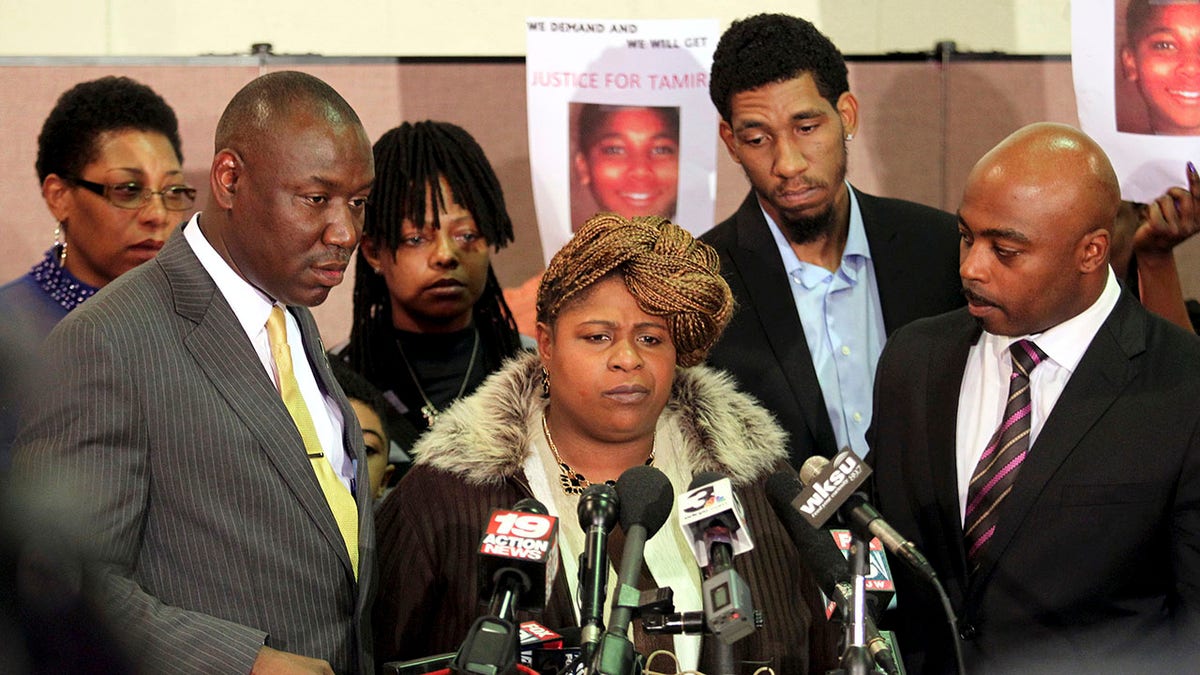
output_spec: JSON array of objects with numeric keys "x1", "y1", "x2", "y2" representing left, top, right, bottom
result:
[
  {"x1": 477, "y1": 497, "x2": 560, "y2": 616},
  {"x1": 454, "y1": 498, "x2": 559, "y2": 675}
]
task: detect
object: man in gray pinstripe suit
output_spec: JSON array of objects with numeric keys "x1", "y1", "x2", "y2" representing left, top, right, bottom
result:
[{"x1": 13, "y1": 71, "x2": 376, "y2": 674}]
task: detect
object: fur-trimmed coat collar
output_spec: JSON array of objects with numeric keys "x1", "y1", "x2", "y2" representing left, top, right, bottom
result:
[{"x1": 412, "y1": 352, "x2": 787, "y2": 486}]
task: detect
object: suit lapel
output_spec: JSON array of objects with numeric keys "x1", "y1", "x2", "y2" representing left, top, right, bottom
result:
[
  {"x1": 160, "y1": 228, "x2": 355, "y2": 579},
  {"x1": 727, "y1": 193, "x2": 838, "y2": 457},
  {"x1": 967, "y1": 294, "x2": 1145, "y2": 599},
  {"x1": 926, "y1": 310, "x2": 980, "y2": 603}
]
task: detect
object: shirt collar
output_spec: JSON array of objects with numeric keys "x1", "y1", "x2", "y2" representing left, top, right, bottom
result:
[
  {"x1": 182, "y1": 213, "x2": 277, "y2": 337},
  {"x1": 980, "y1": 267, "x2": 1122, "y2": 374}
]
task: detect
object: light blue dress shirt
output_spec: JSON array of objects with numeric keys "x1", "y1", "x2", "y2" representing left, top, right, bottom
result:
[{"x1": 762, "y1": 184, "x2": 885, "y2": 458}]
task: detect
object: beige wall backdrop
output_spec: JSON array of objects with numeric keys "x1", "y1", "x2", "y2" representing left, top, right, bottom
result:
[{"x1": 0, "y1": 1, "x2": 1071, "y2": 57}]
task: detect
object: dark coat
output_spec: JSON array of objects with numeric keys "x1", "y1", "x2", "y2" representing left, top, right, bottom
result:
[
  {"x1": 701, "y1": 188, "x2": 963, "y2": 466},
  {"x1": 869, "y1": 296, "x2": 1200, "y2": 674}
]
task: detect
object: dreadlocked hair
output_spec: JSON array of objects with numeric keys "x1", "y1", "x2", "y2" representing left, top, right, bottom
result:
[
  {"x1": 537, "y1": 213, "x2": 733, "y2": 367},
  {"x1": 345, "y1": 121, "x2": 522, "y2": 379}
]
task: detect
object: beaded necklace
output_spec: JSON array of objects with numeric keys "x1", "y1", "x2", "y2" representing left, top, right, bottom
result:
[{"x1": 541, "y1": 411, "x2": 654, "y2": 495}]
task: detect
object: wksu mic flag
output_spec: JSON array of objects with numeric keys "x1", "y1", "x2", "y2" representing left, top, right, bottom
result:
[{"x1": 794, "y1": 449, "x2": 871, "y2": 528}]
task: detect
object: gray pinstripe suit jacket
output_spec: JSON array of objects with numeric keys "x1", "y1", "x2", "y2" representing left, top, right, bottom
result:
[{"x1": 12, "y1": 224, "x2": 374, "y2": 674}]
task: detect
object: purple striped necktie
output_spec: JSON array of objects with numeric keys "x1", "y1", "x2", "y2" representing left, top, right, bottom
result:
[{"x1": 963, "y1": 339, "x2": 1047, "y2": 574}]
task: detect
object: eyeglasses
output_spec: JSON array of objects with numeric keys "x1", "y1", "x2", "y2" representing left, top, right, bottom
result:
[{"x1": 66, "y1": 176, "x2": 197, "y2": 212}]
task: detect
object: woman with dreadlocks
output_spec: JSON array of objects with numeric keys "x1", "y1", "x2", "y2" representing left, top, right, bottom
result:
[{"x1": 340, "y1": 121, "x2": 525, "y2": 449}]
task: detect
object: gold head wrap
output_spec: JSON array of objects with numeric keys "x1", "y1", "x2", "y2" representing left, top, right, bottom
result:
[{"x1": 536, "y1": 213, "x2": 733, "y2": 367}]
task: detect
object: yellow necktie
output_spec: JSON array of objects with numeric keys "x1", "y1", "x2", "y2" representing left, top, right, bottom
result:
[{"x1": 266, "y1": 306, "x2": 359, "y2": 578}]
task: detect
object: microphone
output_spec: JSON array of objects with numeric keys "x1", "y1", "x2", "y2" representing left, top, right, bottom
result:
[
  {"x1": 590, "y1": 466, "x2": 674, "y2": 675},
  {"x1": 678, "y1": 471, "x2": 756, "y2": 646},
  {"x1": 765, "y1": 472, "x2": 900, "y2": 675},
  {"x1": 454, "y1": 498, "x2": 559, "y2": 675},
  {"x1": 577, "y1": 483, "x2": 619, "y2": 663},
  {"x1": 477, "y1": 497, "x2": 559, "y2": 618},
  {"x1": 800, "y1": 454, "x2": 938, "y2": 583}
]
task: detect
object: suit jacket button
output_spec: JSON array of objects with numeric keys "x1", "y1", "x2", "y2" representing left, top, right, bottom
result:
[{"x1": 959, "y1": 623, "x2": 977, "y2": 641}]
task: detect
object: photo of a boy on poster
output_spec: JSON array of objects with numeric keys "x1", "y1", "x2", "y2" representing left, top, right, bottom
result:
[
  {"x1": 569, "y1": 103, "x2": 680, "y2": 228},
  {"x1": 1117, "y1": 0, "x2": 1200, "y2": 136}
]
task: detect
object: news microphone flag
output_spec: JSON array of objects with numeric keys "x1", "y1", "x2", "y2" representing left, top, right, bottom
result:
[
  {"x1": 477, "y1": 508, "x2": 559, "y2": 612},
  {"x1": 677, "y1": 475, "x2": 755, "y2": 565},
  {"x1": 795, "y1": 449, "x2": 871, "y2": 528},
  {"x1": 821, "y1": 529, "x2": 895, "y2": 620}
]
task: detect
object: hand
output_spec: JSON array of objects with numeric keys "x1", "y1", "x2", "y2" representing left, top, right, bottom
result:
[
  {"x1": 249, "y1": 646, "x2": 334, "y2": 674},
  {"x1": 1134, "y1": 161, "x2": 1200, "y2": 257}
]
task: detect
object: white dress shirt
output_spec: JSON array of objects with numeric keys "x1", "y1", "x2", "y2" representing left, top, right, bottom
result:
[
  {"x1": 183, "y1": 214, "x2": 353, "y2": 490},
  {"x1": 955, "y1": 269, "x2": 1122, "y2": 522}
]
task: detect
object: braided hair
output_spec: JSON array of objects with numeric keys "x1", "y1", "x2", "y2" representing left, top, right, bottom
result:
[
  {"x1": 344, "y1": 121, "x2": 522, "y2": 378},
  {"x1": 537, "y1": 213, "x2": 733, "y2": 367}
]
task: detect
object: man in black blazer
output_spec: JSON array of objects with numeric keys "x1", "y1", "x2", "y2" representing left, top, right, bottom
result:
[
  {"x1": 701, "y1": 14, "x2": 963, "y2": 465},
  {"x1": 869, "y1": 123, "x2": 1200, "y2": 673},
  {"x1": 13, "y1": 72, "x2": 376, "y2": 673}
]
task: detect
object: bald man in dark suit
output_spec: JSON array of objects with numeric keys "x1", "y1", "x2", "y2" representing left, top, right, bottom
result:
[{"x1": 869, "y1": 123, "x2": 1200, "y2": 674}]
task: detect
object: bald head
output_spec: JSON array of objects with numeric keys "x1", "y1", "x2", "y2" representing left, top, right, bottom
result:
[
  {"x1": 969, "y1": 122, "x2": 1120, "y2": 238},
  {"x1": 215, "y1": 71, "x2": 363, "y2": 155},
  {"x1": 958, "y1": 123, "x2": 1118, "y2": 336},
  {"x1": 202, "y1": 71, "x2": 374, "y2": 307}
]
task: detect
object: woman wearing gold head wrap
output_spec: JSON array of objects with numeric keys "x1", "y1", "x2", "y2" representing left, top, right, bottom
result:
[{"x1": 373, "y1": 214, "x2": 838, "y2": 672}]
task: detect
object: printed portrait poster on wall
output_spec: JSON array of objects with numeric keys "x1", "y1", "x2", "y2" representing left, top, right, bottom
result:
[
  {"x1": 1073, "y1": 0, "x2": 1200, "y2": 202},
  {"x1": 526, "y1": 17, "x2": 719, "y2": 264}
]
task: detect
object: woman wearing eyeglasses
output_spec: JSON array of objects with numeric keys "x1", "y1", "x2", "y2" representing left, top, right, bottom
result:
[{"x1": 0, "y1": 76, "x2": 192, "y2": 341}]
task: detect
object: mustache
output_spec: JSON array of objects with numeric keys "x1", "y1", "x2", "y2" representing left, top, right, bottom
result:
[
  {"x1": 314, "y1": 249, "x2": 353, "y2": 267},
  {"x1": 961, "y1": 286, "x2": 999, "y2": 308},
  {"x1": 779, "y1": 177, "x2": 829, "y2": 192}
]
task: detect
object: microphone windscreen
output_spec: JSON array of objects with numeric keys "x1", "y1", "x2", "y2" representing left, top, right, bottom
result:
[
  {"x1": 615, "y1": 465, "x2": 674, "y2": 536},
  {"x1": 687, "y1": 470, "x2": 726, "y2": 491},
  {"x1": 513, "y1": 497, "x2": 549, "y2": 515},
  {"x1": 764, "y1": 470, "x2": 851, "y2": 597},
  {"x1": 765, "y1": 470, "x2": 803, "y2": 504}
]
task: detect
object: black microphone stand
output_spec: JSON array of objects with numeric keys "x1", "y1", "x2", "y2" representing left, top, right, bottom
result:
[{"x1": 831, "y1": 530, "x2": 874, "y2": 675}]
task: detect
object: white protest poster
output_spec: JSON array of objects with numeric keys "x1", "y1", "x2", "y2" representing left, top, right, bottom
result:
[
  {"x1": 526, "y1": 18, "x2": 720, "y2": 264},
  {"x1": 1073, "y1": 0, "x2": 1200, "y2": 202}
]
